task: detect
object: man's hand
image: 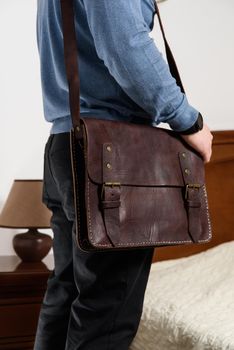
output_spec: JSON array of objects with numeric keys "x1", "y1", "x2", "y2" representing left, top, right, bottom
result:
[{"x1": 180, "y1": 123, "x2": 213, "y2": 163}]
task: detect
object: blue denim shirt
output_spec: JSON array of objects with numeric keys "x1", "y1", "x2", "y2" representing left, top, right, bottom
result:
[{"x1": 37, "y1": 0, "x2": 199, "y2": 134}]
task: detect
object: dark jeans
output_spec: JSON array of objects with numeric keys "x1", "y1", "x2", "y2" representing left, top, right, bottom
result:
[{"x1": 34, "y1": 132, "x2": 155, "y2": 350}]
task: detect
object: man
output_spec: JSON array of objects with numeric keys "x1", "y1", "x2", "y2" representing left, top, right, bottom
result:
[{"x1": 34, "y1": 1, "x2": 213, "y2": 349}]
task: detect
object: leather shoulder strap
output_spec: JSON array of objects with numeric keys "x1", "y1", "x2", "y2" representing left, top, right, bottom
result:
[
  {"x1": 60, "y1": 0, "x2": 185, "y2": 129},
  {"x1": 153, "y1": 0, "x2": 185, "y2": 93}
]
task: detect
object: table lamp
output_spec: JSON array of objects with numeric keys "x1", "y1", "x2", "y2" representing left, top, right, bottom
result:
[{"x1": 0, "y1": 180, "x2": 52, "y2": 262}]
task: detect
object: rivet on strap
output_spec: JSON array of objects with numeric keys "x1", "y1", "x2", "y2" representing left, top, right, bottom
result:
[{"x1": 101, "y1": 143, "x2": 121, "y2": 246}]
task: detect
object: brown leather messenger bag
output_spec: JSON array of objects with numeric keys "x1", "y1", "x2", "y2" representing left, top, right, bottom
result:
[{"x1": 60, "y1": 0, "x2": 212, "y2": 251}]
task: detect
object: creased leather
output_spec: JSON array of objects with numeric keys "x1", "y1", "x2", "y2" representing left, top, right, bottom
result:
[{"x1": 70, "y1": 121, "x2": 212, "y2": 251}]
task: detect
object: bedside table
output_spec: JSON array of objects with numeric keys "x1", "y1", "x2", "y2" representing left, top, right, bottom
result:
[{"x1": 0, "y1": 255, "x2": 54, "y2": 350}]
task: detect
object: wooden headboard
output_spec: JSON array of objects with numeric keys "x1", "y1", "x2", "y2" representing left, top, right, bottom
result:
[{"x1": 153, "y1": 130, "x2": 234, "y2": 263}]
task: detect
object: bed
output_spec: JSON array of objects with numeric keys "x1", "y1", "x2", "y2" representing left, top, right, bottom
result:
[{"x1": 130, "y1": 130, "x2": 234, "y2": 350}]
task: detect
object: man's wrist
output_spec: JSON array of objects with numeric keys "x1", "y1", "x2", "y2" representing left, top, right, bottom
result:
[{"x1": 178, "y1": 113, "x2": 204, "y2": 135}]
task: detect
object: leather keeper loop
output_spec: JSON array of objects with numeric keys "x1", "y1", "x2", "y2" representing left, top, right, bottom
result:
[
  {"x1": 185, "y1": 200, "x2": 201, "y2": 208},
  {"x1": 101, "y1": 200, "x2": 121, "y2": 209}
]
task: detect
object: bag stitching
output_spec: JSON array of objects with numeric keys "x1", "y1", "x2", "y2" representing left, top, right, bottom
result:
[
  {"x1": 87, "y1": 178, "x2": 212, "y2": 247},
  {"x1": 77, "y1": 132, "x2": 212, "y2": 248},
  {"x1": 71, "y1": 132, "x2": 83, "y2": 249}
]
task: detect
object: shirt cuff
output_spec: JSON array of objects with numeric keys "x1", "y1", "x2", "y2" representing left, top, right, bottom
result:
[{"x1": 166, "y1": 102, "x2": 200, "y2": 132}]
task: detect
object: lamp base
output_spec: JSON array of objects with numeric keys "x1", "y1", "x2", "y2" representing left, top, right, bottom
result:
[{"x1": 13, "y1": 229, "x2": 53, "y2": 262}]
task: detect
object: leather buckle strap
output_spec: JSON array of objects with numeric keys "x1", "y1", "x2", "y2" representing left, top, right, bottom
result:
[
  {"x1": 101, "y1": 183, "x2": 121, "y2": 246},
  {"x1": 178, "y1": 152, "x2": 202, "y2": 243},
  {"x1": 101, "y1": 182, "x2": 121, "y2": 200},
  {"x1": 101, "y1": 143, "x2": 121, "y2": 246},
  {"x1": 185, "y1": 184, "x2": 201, "y2": 200}
]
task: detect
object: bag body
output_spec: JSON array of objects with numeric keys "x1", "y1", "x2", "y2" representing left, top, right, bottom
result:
[
  {"x1": 70, "y1": 118, "x2": 212, "y2": 251},
  {"x1": 60, "y1": 0, "x2": 212, "y2": 251}
]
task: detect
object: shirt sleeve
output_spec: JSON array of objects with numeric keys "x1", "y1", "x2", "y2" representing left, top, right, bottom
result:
[{"x1": 82, "y1": 0, "x2": 199, "y2": 131}]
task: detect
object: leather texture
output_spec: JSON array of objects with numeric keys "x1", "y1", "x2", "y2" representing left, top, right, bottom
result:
[
  {"x1": 70, "y1": 119, "x2": 212, "y2": 251},
  {"x1": 60, "y1": 0, "x2": 212, "y2": 251}
]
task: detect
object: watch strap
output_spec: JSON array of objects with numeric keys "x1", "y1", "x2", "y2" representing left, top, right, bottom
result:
[{"x1": 179, "y1": 113, "x2": 203, "y2": 135}]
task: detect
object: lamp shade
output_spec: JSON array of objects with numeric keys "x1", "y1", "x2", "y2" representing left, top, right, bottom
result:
[{"x1": 0, "y1": 180, "x2": 52, "y2": 229}]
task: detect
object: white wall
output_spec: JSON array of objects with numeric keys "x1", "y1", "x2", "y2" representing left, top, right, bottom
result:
[
  {"x1": 0, "y1": 0, "x2": 50, "y2": 255},
  {"x1": 153, "y1": 0, "x2": 234, "y2": 130},
  {"x1": 0, "y1": 0, "x2": 233, "y2": 256}
]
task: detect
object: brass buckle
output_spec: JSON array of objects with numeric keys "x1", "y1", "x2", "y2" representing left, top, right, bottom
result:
[
  {"x1": 185, "y1": 184, "x2": 201, "y2": 199},
  {"x1": 101, "y1": 182, "x2": 121, "y2": 199}
]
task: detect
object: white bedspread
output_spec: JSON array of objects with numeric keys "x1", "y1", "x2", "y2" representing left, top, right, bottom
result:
[{"x1": 130, "y1": 240, "x2": 234, "y2": 350}]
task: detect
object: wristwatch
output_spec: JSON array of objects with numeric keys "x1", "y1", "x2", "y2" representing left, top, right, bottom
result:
[{"x1": 179, "y1": 113, "x2": 203, "y2": 135}]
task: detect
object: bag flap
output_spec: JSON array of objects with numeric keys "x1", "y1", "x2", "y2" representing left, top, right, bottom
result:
[{"x1": 81, "y1": 118, "x2": 205, "y2": 187}]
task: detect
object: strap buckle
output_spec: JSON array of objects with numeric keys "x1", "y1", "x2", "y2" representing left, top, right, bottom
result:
[
  {"x1": 101, "y1": 182, "x2": 121, "y2": 199},
  {"x1": 185, "y1": 183, "x2": 201, "y2": 199}
]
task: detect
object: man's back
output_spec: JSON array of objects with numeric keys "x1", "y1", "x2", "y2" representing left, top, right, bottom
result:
[{"x1": 37, "y1": 0, "x2": 199, "y2": 134}]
